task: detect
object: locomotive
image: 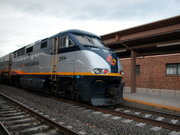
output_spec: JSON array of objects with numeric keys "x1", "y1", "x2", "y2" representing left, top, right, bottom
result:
[{"x1": 0, "y1": 30, "x2": 124, "y2": 106}]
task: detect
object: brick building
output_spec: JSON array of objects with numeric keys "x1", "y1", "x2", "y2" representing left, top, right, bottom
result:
[
  {"x1": 101, "y1": 16, "x2": 180, "y2": 93},
  {"x1": 121, "y1": 53, "x2": 180, "y2": 90}
]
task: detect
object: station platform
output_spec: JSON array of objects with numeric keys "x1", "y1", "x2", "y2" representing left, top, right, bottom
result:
[{"x1": 123, "y1": 88, "x2": 180, "y2": 113}]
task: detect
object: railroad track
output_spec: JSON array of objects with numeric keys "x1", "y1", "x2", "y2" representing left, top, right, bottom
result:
[
  {"x1": 109, "y1": 106, "x2": 180, "y2": 131},
  {"x1": 0, "y1": 93, "x2": 78, "y2": 135},
  {"x1": 93, "y1": 106, "x2": 179, "y2": 132},
  {"x1": 1, "y1": 87, "x2": 179, "y2": 134},
  {"x1": 25, "y1": 89, "x2": 180, "y2": 132},
  {"x1": 120, "y1": 105, "x2": 180, "y2": 120},
  {"x1": 117, "y1": 105, "x2": 180, "y2": 124},
  {"x1": 53, "y1": 97, "x2": 180, "y2": 132}
]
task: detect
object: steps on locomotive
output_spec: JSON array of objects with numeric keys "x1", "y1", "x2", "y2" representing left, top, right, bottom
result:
[{"x1": 91, "y1": 97, "x2": 116, "y2": 106}]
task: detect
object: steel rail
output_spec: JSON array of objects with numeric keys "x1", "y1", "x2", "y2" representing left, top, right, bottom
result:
[
  {"x1": 121, "y1": 105, "x2": 180, "y2": 120},
  {"x1": 105, "y1": 109, "x2": 180, "y2": 132},
  {"x1": 0, "y1": 122, "x2": 11, "y2": 135},
  {"x1": 0, "y1": 93, "x2": 79, "y2": 135},
  {"x1": 53, "y1": 97, "x2": 180, "y2": 132}
]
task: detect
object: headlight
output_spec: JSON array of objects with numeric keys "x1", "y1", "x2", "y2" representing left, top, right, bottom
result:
[
  {"x1": 119, "y1": 70, "x2": 124, "y2": 75},
  {"x1": 93, "y1": 68, "x2": 109, "y2": 74}
]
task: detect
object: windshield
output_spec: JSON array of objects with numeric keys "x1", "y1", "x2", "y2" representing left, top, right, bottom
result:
[{"x1": 75, "y1": 35, "x2": 105, "y2": 47}]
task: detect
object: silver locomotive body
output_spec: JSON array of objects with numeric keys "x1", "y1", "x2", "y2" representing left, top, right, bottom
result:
[{"x1": 0, "y1": 30, "x2": 124, "y2": 106}]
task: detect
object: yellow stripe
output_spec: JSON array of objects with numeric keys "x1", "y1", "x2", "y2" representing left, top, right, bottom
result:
[
  {"x1": 0, "y1": 70, "x2": 122, "y2": 77},
  {"x1": 25, "y1": 72, "x2": 122, "y2": 77},
  {"x1": 0, "y1": 70, "x2": 26, "y2": 74},
  {"x1": 124, "y1": 98, "x2": 180, "y2": 112}
]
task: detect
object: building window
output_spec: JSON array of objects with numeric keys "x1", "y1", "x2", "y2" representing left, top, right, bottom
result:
[
  {"x1": 136, "y1": 65, "x2": 140, "y2": 75},
  {"x1": 166, "y1": 63, "x2": 180, "y2": 75}
]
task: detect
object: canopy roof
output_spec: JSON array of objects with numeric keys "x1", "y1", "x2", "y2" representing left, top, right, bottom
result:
[{"x1": 101, "y1": 16, "x2": 180, "y2": 58}]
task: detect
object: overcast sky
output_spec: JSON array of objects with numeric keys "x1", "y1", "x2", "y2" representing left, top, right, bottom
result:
[{"x1": 0, "y1": 0, "x2": 179, "y2": 57}]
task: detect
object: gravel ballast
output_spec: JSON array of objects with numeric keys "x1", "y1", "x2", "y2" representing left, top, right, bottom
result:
[{"x1": 0, "y1": 84, "x2": 178, "y2": 135}]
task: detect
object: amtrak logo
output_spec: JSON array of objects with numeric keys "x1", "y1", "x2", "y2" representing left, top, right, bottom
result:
[{"x1": 106, "y1": 55, "x2": 116, "y2": 66}]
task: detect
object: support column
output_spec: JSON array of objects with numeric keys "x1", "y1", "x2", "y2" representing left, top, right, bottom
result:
[{"x1": 131, "y1": 50, "x2": 136, "y2": 93}]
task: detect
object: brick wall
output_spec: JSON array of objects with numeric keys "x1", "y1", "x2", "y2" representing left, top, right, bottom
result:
[{"x1": 120, "y1": 53, "x2": 180, "y2": 90}]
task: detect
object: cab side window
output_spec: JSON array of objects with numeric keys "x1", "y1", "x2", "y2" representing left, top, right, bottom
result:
[
  {"x1": 26, "y1": 46, "x2": 33, "y2": 53},
  {"x1": 41, "y1": 41, "x2": 47, "y2": 48},
  {"x1": 59, "y1": 36, "x2": 74, "y2": 48}
]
